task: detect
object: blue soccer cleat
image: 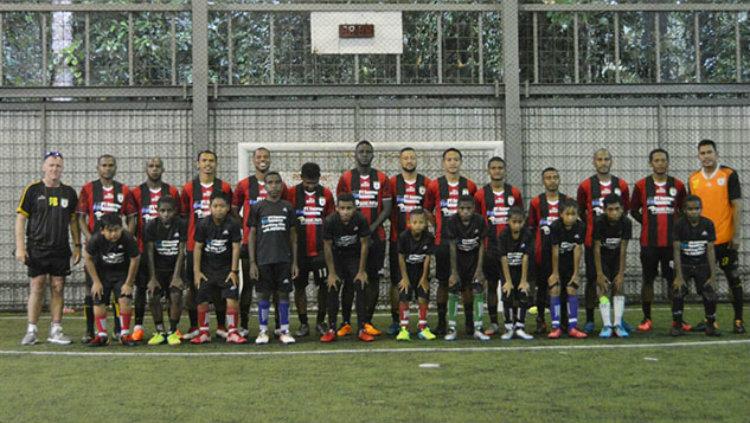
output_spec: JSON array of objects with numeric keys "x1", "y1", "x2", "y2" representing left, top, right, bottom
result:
[
  {"x1": 599, "y1": 326, "x2": 613, "y2": 339},
  {"x1": 614, "y1": 325, "x2": 629, "y2": 338},
  {"x1": 583, "y1": 321, "x2": 596, "y2": 334}
]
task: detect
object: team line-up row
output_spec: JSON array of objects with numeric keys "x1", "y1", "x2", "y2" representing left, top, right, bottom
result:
[{"x1": 15, "y1": 139, "x2": 745, "y2": 347}]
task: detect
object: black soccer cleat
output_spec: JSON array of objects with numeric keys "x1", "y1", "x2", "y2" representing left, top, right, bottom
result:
[
  {"x1": 734, "y1": 320, "x2": 746, "y2": 334},
  {"x1": 705, "y1": 323, "x2": 721, "y2": 337}
]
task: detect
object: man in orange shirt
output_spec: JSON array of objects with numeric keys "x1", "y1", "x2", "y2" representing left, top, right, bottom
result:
[{"x1": 688, "y1": 139, "x2": 744, "y2": 334}]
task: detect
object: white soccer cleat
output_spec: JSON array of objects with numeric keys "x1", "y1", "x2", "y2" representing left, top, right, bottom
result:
[
  {"x1": 47, "y1": 327, "x2": 72, "y2": 345},
  {"x1": 21, "y1": 331, "x2": 37, "y2": 346},
  {"x1": 473, "y1": 329, "x2": 490, "y2": 342},
  {"x1": 255, "y1": 330, "x2": 270, "y2": 345},
  {"x1": 444, "y1": 327, "x2": 458, "y2": 341},
  {"x1": 514, "y1": 327, "x2": 534, "y2": 340},
  {"x1": 500, "y1": 324, "x2": 514, "y2": 340},
  {"x1": 279, "y1": 331, "x2": 296, "y2": 345},
  {"x1": 238, "y1": 328, "x2": 250, "y2": 339}
]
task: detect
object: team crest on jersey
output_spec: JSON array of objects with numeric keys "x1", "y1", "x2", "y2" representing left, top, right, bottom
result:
[
  {"x1": 222, "y1": 230, "x2": 229, "y2": 235},
  {"x1": 462, "y1": 189, "x2": 469, "y2": 195},
  {"x1": 117, "y1": 193, "x2": 124, "y2": 203},
  {"x1": 669, "y1": 187, "x2": 677, "y2": 196},
  {"x1": 419, "y1": 186, "x2": 426, "y2": 195},
  {"x1": 61, "y1": 198, "x2": 69, "y2": 208},
  {"x1": 373, "y1": 181, "x2": 380, "y2": 190},
  {"x1": 614, "y1": 188, "x2": 621, "y2": 196},
  {"x1": 508, "y1": 197, "x2": 515, "y2": 206},
  {"x1": 319, "y1": 198, "x2": 326, "y2": 206},
  {"x1": 717, "y1": 178, "x2": 726, "y2": 186},
  {"x1": 542, "y1": 226, "x2": 550, "y2": 235}
]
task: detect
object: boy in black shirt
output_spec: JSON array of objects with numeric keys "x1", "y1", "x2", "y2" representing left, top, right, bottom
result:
[
  {"x1": 445, "y1": 195, "x2": 488, "y2": 341},
  {"x1": 498, "y1": 207, "x2": 534, "y2": 340},
  {"x1": 548, "y1": 199, "x2": 588, "y2": 339},
  {"x1": 396, "y1": 209, "x2": 436, "y2": 341},
  {"x1": 84, "y1": 213, "x2": 140, "y2": 347},
  {"x1": 248, "y1": 172, "x2": 299, "y2": 345},
  {"x1": 144, "y1": 196, "x2": 186, "y2": 346},
  {"x1": 321, "y1": 193, "x2": 371, "y2": 342},
  {"x1": 192, "y1": 193, "x2": 244, "y2": 344},
  {"x1": 594, "y1": 193, "x2": 632, "y2": 338},
  {"x1": 673, "y1": 195, "x2": 720, "y2": 336}
]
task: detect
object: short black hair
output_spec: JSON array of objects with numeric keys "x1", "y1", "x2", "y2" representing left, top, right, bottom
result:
[
  {"x1": 684, "y1": 194, "x2": 702, "y2": 208},
  {"x1": 698, "y1": 139, "x2": 717, "y2": 151},
  {"x1": 560, "y1": 198, "x2": 578, "y2": 213},
  {"x1": 649, "y1": 148, "x2": 669, "y2": 162},
  {"x1": 356, "y1": 140, "x2": 373, "y2": 150},
  {"x1": 301, "y1": 162, "x2": 321, "y2": 180},
  {"x1": 508, "y1": 206, "x2": 525, "y2": 220},
  {"x1": 209, "y1": 191, "x2": 230, "y2": 205},
  {"x1": 603, "y1": 193, "x2": 622, "y2": 208},
  {"x1": 409, "y1": 208, "x2": 426, "y2": 218},
  {"x1": 337, "y1": 192, "x2": 356, "y2": 205},
  {"x1": 264, "y1": 171, "x2": 282, "y2": 183},
  {"x1": 487, "y1": 156, "x2": 505, "y2": 168},
  {"x1": 442, "y1": 148, "x2": 463, "y2": 160},
  {"x1": 100, "y1": 213, "x2": 122, "y2": 228},
  {"x1": 458, "y1": 194, "x2": 475, "y2": 206},
  {"x1": 196, "y1": 149, "x2": 217, "y2": 161},
  {"x1": 253, "y1": 147, "x2": 270, "y2": 156},
  {"x1": 542, "y1": 167, "x2": 558, "y2": 176},
  {"x1": 97, "y1": 154, "x2": 116, "y2": 165},
  {"x1": 399, "y1": 147, "x2": 415, "y2": 155},
  {"x1": 157, "y1": 195, "x2": 178, "y2": 209}
]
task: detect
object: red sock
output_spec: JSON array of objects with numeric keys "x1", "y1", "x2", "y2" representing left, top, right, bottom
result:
[
  {"x1": 226, "y1": 307, "x2": 238, "y2": 332},
  {"x1": 198, "y1": 304, "x2": 209, "y2": 332},
  {"x1": 119, "y1": 311, "x2": 132, "y2": 334},
  {"x1": 418, "y1": 303, "x2": 428, "y2": 330},
  {"x1": 399, "y1": 302, "x2": 409, "y2": 328},
  {"x1": 95, "y1": 315, "x2": 108, "y2": 336}
]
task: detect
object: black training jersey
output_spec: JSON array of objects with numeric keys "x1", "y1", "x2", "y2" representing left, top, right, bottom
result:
[
  {"x1": 17, "y1": 181, "x2": 78, "y2": 253},
  {"x1": 594, "y1": 215, "x2": 632, "y2": 260},
  {"x1": 497, "y1": 227, "x2": 533, "y2": 269},
  {"x1": 144, "y1": 217, "x2": 187, "y2": 272},
  {"x1": 195, "y1": 217, "x2": 241, "y2": 275},
  {"x1": 674, "y1": 217, "x2": 716, "y2": 266},
  {"x1": 398, "y1": 230, "x2": 435, "y2": 267},
  {"x1": 86, "y1": 231, "x2": 140, "y2": 279},
  {"x1": 445, "y1": 213, "x2": 487, "y2": 256},
  {"x1": 323, "y1": 212, "x2": 371, "y2": 258},
  {"x1": 249, "y1": 199, "x2": 296, "y2": 266},
  {"x1": 550, "y1": 219, "x2": 585, "y2": 272}
]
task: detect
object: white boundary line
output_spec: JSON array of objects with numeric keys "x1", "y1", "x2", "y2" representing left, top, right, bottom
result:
[{"x1": 0, "y1": 339, "x2": 747, "y2": 358}]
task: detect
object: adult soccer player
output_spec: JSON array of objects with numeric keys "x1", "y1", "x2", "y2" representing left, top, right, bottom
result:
[
  {"x1": 688, "y1": 139, "x2": 744, "y2": 334},
  {"x1": 630, "y1": 148, "x2": 686, "y2": 332},
  {"x1": 16, "y1": 151, "x2": 80, "y2": 345}
]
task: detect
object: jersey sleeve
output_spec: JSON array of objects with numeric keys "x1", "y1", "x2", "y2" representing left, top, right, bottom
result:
[
  {"x1": 323, "y1": 217, "x2": 334, "y2": 241},
  {"x1": 323, "y1": 189, "x2": 335, "y2": 217},
  {"x1": 513, "y1": 188, "x2": 524, "y2": 211},
  {"x1": 336, "y1": 172, "x2": 349, "y2": 196},
  {"x1": 180, "y1": 184, "x2": 191, "y2": 218},
  {"x1": 230, "y1": 220, "x2": 242, "y2": 243},
  {"x1": 423, "y1": 180, "x2": 437, "y2": 212},
  {"x1": 16, "y1": 183, "x2": 36, "y2": 217},
  {"x1": 178, "y1": 218, "x2": 188, "y2": 242},
  {"x1": 619, "y1": 180, "x2": 631, "y2": 210},
  {"x1": 527, "y1": 197, "x2": 539, "y2": 229},
  {"x1": 121, "y1": 186, "x2": 137, "y2": 216},
  {"x1": 194, "y1": 221, "x2": 206, "y2": 244},
  {"x1": 467, "y1": 179, "x2": 478, "y2": 196},
  {"x1": 85, "y1": 233, "x2": 100, "y2": 256},
  {"x1": 707, "y1": 219, "x2": 717, "y2": 242},
  {"x1": 379, "y1": 173, "x2": 392, "y2": 198},
  {"x1": 67, "y1": 187, "x2": 79, "y2": 216},
  {"x1": 728, "y1": 170, "x2": 741, "y2": 201},
  {"x1": 232, "y1": 179, "x2": 246, "y2": 209},
  {"x1": 675, "y1": 180, "x2": 687, "y2": 211},
  {"x1": 473, "y1": 190, "x2": 486, "y2": 218},
  {"x1": 397, "y1": 232, "x2": 409, "y2": 255},
  {"x1": 77, "y1": 184, "x2": 91, "y2": 214},
  {"x1": 125, "y1": 234, "x2": 140, "y2": 258},
  {"x1": 287, "y1": 203, "x2": 298, "y2": 230},
  {"x1": 576, "y1": 182, "x2": 588, "y2": 218},
  {"x1": 629, "y1": 182, "x2": 642, "y2": 213}
]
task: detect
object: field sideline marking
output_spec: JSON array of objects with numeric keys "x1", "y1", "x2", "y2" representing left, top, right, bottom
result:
[{"x1": 0, "y1": 339, "x2": 748, "y2": 358}]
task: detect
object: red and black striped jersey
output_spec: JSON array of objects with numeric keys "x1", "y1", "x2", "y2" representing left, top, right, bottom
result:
[
  {"x1": 423, "y1": 176, "x2": 478, "y2": 245},
  {"x1": 77, "y1": 180, "x2": 137, "y2": 233},
  {"x1": 336, "y1": 168, "x2": 391, "y2": 241},
  {"x1": 527, "y1": 193, "x2": 568, "y2": 264},
  {"x1": 389, "y1": 173, "x2": 431, "y2": 242},
  {"x1": 179, "y1": 177, "x2": 232, "y2": 251},
  {"x1": 285, "y1": 183, "x2": 335, "y2": 258},
  {"x1": 474, "y1": 183, "x2": 523, "y2": 242},
  {"x1": 131, "y1": 182, "x2": 180, "y2": 252},
  {"x1": 576, "y1": 175, "x2": 630, "y2": 247},
  {"x1": 630, "y1": 176, "x2": 686, "y2": 247}
]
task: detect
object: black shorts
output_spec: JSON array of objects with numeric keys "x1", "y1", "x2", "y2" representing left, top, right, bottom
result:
[
  {"x1": 680, "y1": 263, "x2": 711, "y2": 295},
  {"x1": 600, "y1": 254, "x2": 620, "y2": 282},
  {"x1": 715, "y1": 243, "x2": 740, "y2": 276},
  {"x1": 367, "y1": 237, "x2": 386, "y2": 280},
  {"x1": 257, "y1": 262, "x2": 293, "y2": 294},
  {"x1": 152, "y1": 269, "x2": 179, "y2": 297},
  {"x1": 483, "y1": 248, "x2": 502, "y2": 290},
  {"x1": 92, "y1": 275, "x2": 129, "y2": 306},
  {"x1": 334, "y1": 256, "x2": 360, "y2": 285},
  {"x1": 640, "y1": 246, "x2": 674, "y2": 285},
  {"x1": 389, "y1": 241, "x2": 400, "y2": 286},
  {"x1": 196, "y1": 271, "x2": 239, "y2": 303},
  {"x1": 26, "y1": 249, "x2": 71, "y2": 278},
  {"x1": 136, "y1": 259, "x2": 149, "y2": 289},
  {"x1": 399, "y1": 265, "x2": 429, "y2": 302},
  {"x1": 447, "y1": 252, "x2": 480, "y2": 292},
  {"x1": 294, "y1": 256, "x2": 328, "y2": 290},
  {"x1": 435, "y1": 242, "x2": 451, "y2": 282}
]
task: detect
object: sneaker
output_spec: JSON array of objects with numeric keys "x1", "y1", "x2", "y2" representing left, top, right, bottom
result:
[
  {"x1": 473, "y1": 329, "x2": 490, "y2": 342},
  {"x1": 21, "y1": 331, "x2": 37, "y2": 346},
  {"x1": 681, "y1": 321, "x2": 693, "y2": 332},
  {"x1": 315, "y1": 323, "x2": 327, "y2": 336},
  {"x1": 396, "y1": 327, "x2": 411, "y2": 341},
  {"x1": 358, "y1": 329, "x2": 375, "y2": 342},
  {"x1": 181, "y1": 327, "x2": 200, "y2": 341},
  {"x1": 336, "y1": 323, "x2": 352, "y2": 337},
  {"x1": 131, "y1": 325, "x2": 145, "y2": 342},
  {"x1": 295, "y1": 324, "x2": 310, "y2": 338},
  {"x1": 534, "y1": 320, "x2": 547, "y2": 335},
  {"x1": 167, "y1": 331, "x2": 182, "y2": 346},
  {"x1": 567, "y1": 327, "x2": 588, "y2": 339},
  {"x1": 637, "y1": 319, "x2": 653, "y2": 332},
  {"x1": 614, "y1": 325, "x2": 629, "y2": 338},
  {"x1": 320, "y1": 329, "x2": 336, "y2": 343},
  {"x1": 500, "y1": 324, "x2": 514, "y2": 340},
  {"x1": 147, "y1": 333, "x2": 167, "y2": 346},
  {"x1": 47, "y1": 327, "x2": 72, "y2": 345},
  {"x1": 120, "y1": 334, "x2": 137, "y2": 347},
  {"x1": 215, "y1": 325, "x2": 228, "y2": 341},
  {"x1": 583, "y1": 321, "x2": 596, "y2": 334},
  {"x1": 363, "y1": 323, "x2": 382, "y2": 336},
  {"x1": 599, "y1": 326, "x2": 613, "y2": 339},
  {"x1": 417, "y1": 327, "x2": 437, "y2": 341},
  {"x1": 621, "y1": 319, "x2": 634, "y2": 333},
  {"x1": 255, "y1": 330, "x2": 270, "y2": 345},
  {"x1": 669, "y1": 325, "x2": 684, "y2": 337},
  {"x1": 226, "y1": 331, "x2": 248, "y2": 344},
  {"x1": 694, "y1": 320, "x2": 707, "y2": 332},
  {"x1": 279, "y1": 331, "x2": 296, "y2": 345},
  {"x1": 705, "y1": 322, "x2": 721, "y2": 337},
  {"x1": 484, "y1": 323, "x2": 501, "y2": 336},
  {"x1": 435, "y1": 322, "x2": 447, "y2": 336},
  {"x1": 238, "y1": 328, "x2": 250, "y2": 338},
  {"x1": 387, "y1": 322, "x2": 400, "y2": 336},
  {"x1": 89, "y1": 335, "x2": 110, "y2": 347},
  {"x1": 444, "y1": 327, "x2": 458, "y2": 341},
  {"x1": 734, "y1": 320, "x2": 746, "y2": 334},
  {"x1": 548, "y1": 328, "x2": 563, "y2": 339},
  {"x1": 274, "y1": 328, "x2": 282, "y2": 337},
  {"x1": 190, "y1": 331, "x2": 211, "y2": 345},
  {"x1": 81, "y1": 332, "x2": 94, "y2": 344},
  {"x1": 514, "y1": 327, "x2": 534, "y2": 340}
]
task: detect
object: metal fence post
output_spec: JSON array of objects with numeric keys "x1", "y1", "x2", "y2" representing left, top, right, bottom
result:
[
  {"x1": 192, "y1": 0, "x2": 209, "y2": 151},
  {"x1": 502, "y1": 0, "x2": 523, "y2": 189}
]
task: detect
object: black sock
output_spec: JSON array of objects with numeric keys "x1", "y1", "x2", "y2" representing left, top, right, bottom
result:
[
  {"x1": 489, "y1": 303, "x2": 498, "y2": 325},
  {"x1": 503, "y1": 302, "x2": 512, "y2": 324},
  {"x1": 84, "y1": 295, "x2": 94, "y2": 335},
  {"x1": 217, "y1": 311, "x2": 226, "y2": 328},
  {"x1": 188, "y1": 309, "x2": 198, "y2": 328},
  {"x1": 464, "y1": 302, "x2": 474, "y2": 330},
  {"x1": 731, "y1": 286, "x2": 744, "y2": 321},
  {"x1": 585, "y1": 308, "x2": 595, "y2": 323},
  {"x1": 672, "y1": 296, "x2": 684, "y2": 323},
  {"x1": 169, "y1": 319, "x2": 179, "y2": 333},
  {"x1": 391, "y1": 311, "x2": 399, "y2": 324},
  {"x1": 299, "y1": 313, "x2": 309, "y2": 326},
  {"x1": 437, "y1": 303, "x2": 447, "y2": 326},
  {"x1": 240, "y1": 312, "x2": 249, "y2": 330},
  {"x1": 135, "y1": 289, "x2": 146, "y2": 326},
  {"x1": 643, "y1": 302, "x2": 652, "y2": 320}
]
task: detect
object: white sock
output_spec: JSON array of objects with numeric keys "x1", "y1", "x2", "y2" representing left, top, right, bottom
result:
[
  {"x1": 614, "y1": 296, "x2": 625, "y2": 326},
  {"x1": 599, "y1": 301, "x2": 612, "y2": 327},
  {"x1": 27, "y1": 323, "x2": 37, "y2": 333}
]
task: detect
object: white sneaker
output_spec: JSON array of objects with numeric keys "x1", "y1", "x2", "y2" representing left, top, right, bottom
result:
[
  {"x1": 444, "y1": 327, "x2": 458, "y2": 341},
  {"x1": 274, "y1": 328, "x2": 282, "y2": 337},
  {"x1": 47, "y1": 327, "x2": 72, "y2": 345},
  {"x1": 21, "y1": 331, "x2": 37, "y2": 346},
  {"x1": 255, "y1": 330, "x2": 270, "y2": 345},
  {"x1": 216, "y1": 327, "x2": 228, "y2": 340},
  {"x1": 500, "y1": 324, "x2": 514, "y2": 340},
  {"x1": 181, "y1": 328, "x2": 200, "y2": 340},
  {"x1": 238, "y1": 328, "x2": 250, "y2": 338},
  {"x1": 279, "y1": 331, "x2": 296, "y2": 345},
  {"x1": 473, "y1": 329, "x2": 490, "y2": 341},
  {"x1": 514, "y1": 327, "x2": 534, "y2": 340}
]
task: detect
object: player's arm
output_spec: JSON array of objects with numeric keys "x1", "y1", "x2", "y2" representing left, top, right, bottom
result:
[
  {"x1": 419, "y1": 254, "x2": 432, "y2": 292},
  {"x1": 323, "y1": 239, "x2": 338, "y2": 288},
  {"x1": 370, "y1": 198, "x2": 392, "y2": 233},
  {"x1": 474, "y1": 242, "x2": 486, "y2": 285},
  {"x1": 227, "y1": 241, "x2": 240, "y2": 286},
  {"x1": 193, "y1": 242, "x2": 206, "y2": 288},
  {"x1": 706, "y1": 241, "x2": 717, "y2": 288},
  {"x1": 593, "y1": 240, "x2": 608, "y2": 291},
  {"x1": 448, "y1": 239, "x2": 459, "y2": 287},
  {"x1": 78, "y1": 213, "x2": 92, "y2": 243},
  {"x1": 630, "y1": 185, "x2": 643, "y2": 223},
  {"x1": 398, "y1": 252, "x2": 409, "y2": 293},
  {"x1": 571, "y1": 244, "x2": 582, "y2": 286},
  {"x1": 672, "y1": 240, "x2": 684, "y2": 292},
  {"x1": 356, "y1": 235, "x2": 370, "y2": 284},
  {"x1": 14, "y1": 213, "x2": 27, "y2": 264},
  {"x1": 549, "y1": 245, "x2": 560, "y2": 287},
  {"x1": 171, "y1": 241, "x2": 186, "y2": 289},
  {"x1": 500, "y1": 255, "x2": 513, "y2": 296},
  {"x1": 248, "y1": 226, "x2": 258, "y2": 280},
  {"x1": 69, "y1": 213, "x2": 82, "y2": 265},
  {"x1": 84, "y1": 253, "x2": 104, "y2": 299},
  {"x1": 289, "y1": 226, "x2": 299, "y2": 280},
  {"x1": 519, "y1": 253, "x2": 530, "y2": 294},
  {"x1": 146, "y1": 241, "x2": 159, "y2": 293},
  {"x1": 121, "y1": 254, "x2": 140, "y2": 296},
  {"x1": 576, "y1": 184, "x2": 588, "y2": 220},
  {"x1": 127, "y1": 214, "x2": 137, "y2": 235}
]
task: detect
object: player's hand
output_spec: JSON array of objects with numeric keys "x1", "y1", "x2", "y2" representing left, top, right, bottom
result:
[
  {"x1": 15, "y1": 247, "x2": 27, "y2": 264},
  {"x1": 291, "y1": 263, "x2": 299, "y2": 280},
  {"x1": 398, "y1": 278, "x2": 409, "y2": 293},
  {"x1": 327, "y1": 273, "x2": 338, "y2": 289},
  {"x1": 355, "y1": 271, "x2": 368, "y2": 286},
  {"x1": 596, "y1": 273, "x2": 609, "y2": 291},
  {"x1": 91, "y1": 281, "x2": 103, "y2": 300},
  {"x1": 613, "y1": 273, "x2": 624, "y2": 290},
  {"x1": 502, "y1": 281, "x2": 513, "y2": 296},
  {"x1": 121, "y1": 283, "x2": 134, "y2": 297},
  {"x1": 147, "y1": 278, "x2": 159, "y2": 295},
  {"x1": 195, "y1": 272, "x2": 207, "y2": 288},
  {"x1": 419, "y1": 277, "x2": 429, "y2": 293},
  {"x1": 226, "y1": 271, "x2": 238, "y2": 287},
  {"x1": 706, "y1": 275, "x2": 716, "y2": 289},
  {"x1": 548, "y1": 273, "x2": 560, "y2": 287},
  {"x1": 519, "y1": 280, "x2": 530, "y2": 294},
  {"x1": 170, "y1": 275, "x2": 184, "y2": 290},
  {"x1": 448, "y1": 272, "x2": 459, "y2": 288},
  {"x1": 672, "y1": 276, "x2": 684, "y2": 293},
  {"x1": 71, "y1": 246, "x2": 81, "y2": 265},
  {"x1": 249, "y1": 263, "x2": 259, "y2": 280},
  {"x1": 474, "y1": 271, "x2": 486, "y2": 286},
  {"x1": 568, "y1": 273, "x2": 580, "y2": 288}
]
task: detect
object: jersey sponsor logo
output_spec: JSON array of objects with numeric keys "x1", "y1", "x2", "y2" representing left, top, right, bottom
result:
[
  {"x1": 319, "y1": 197, "x2": 326, "y2": 207},
  {"x1": 419, "y1": 186, "x2": 426, "y2": 195},
  {"x1": 334, "y1": 234, "x2": 358, "y2": 248},
  {"x1": 406, "y1": 253, "x2": 427, "y2": 264},
  {"x1": 102, "y1": 246, "x2": 126, "y2": 265},
  {"x1": 602, "y1": 237, "x2": 622, "y2": 250},
  {"x1": 559, "y1": 241, "x2": 577, "y2": 253},
  {"x1": 155, "y1": 239, "x2": 180, "y2": 256},
  {"x1": 508, "y1": 197, "x2": 515, "y2": 206},
  {"x1": 260, "y1": 215, "x2": 288, "y2": 233},
  {"x1": 204, "y1": 239, "x2": 229, "y2": 254},
  {"x1": 506, "y1": 252, "x2": 524, "y2": 266},
  {"x1": 681, "y1": 240, "x2": 708, "y2": 256},
  {"x1": 373, "y1": 181, "x2": 380, "y2": 190},
  {"x1": 457, "y1": 237, "x2": 480, "y2": 252},
  {"x1": 117, "y1": 193, "x2": 124, "y2": 203}
]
